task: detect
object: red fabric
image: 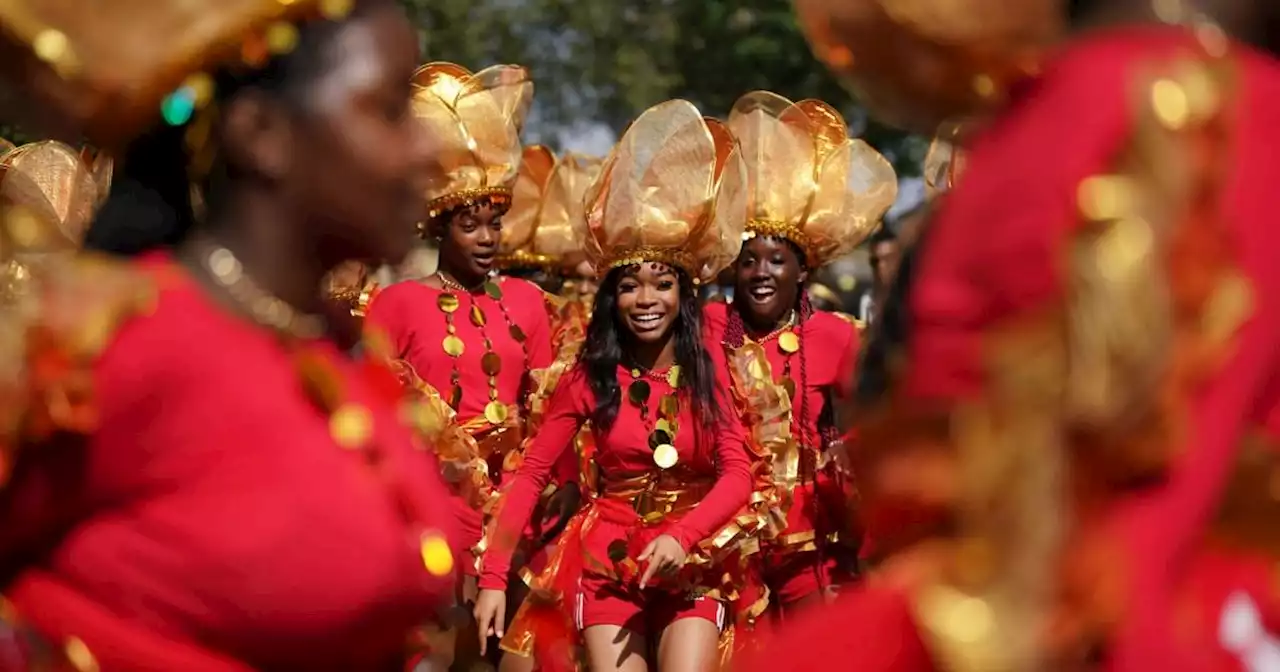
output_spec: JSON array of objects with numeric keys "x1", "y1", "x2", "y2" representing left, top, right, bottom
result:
[
  {"x1": 733, "y1": 585, "x2": 935, "y2": 672},
  {"x1": 0, "y1": 256, "x2": 458, "y2": 670},
  {"x1": 478, "y1": 364, "x2": 753, "y2": 591},
  {"x1": 365, "y1": 277, "x2": 573, "y2": 558},
  {"x1": 574, "y1": 573, "x2": 725, "y2": 630},
  {"x1": 703, "y1": 302, "x2": 858, "y2": 603},
  {"x1": 904, "y1": 26, "x2": 1280, "y2": 670}
]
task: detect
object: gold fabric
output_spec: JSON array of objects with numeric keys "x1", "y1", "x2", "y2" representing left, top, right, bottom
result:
[
  {"x1": 538, "y1": 153, "x2": 603, "y2": 269},
  {"x1": 0, "y1": 0, "x2": 342, "y2": 148},
  {"x1": 499, "y1": 145, "x2": 556, "y2": 265},
  {"x1": 727, "y1": 91, "x2": 898, "y2": 267},
  {"x1": 1, "y1": 141, "x2": 98, "y2": 249},
  {"x1": 412, "y1": 62, "x2": 533, "y2": 220},
  {"x1": 924, "y1": 123, "x2": 967, "y2": 199},
  {"x1": 791, "y1": 0, "x2": 1061, "y2": 132},
  {"x1": 582, "y1": 100, "x2": 747, "y2": 283}
]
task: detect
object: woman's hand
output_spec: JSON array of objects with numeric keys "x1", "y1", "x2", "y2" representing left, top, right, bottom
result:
[
  {"x1": 472, "y1": 588, "x2": 506, "y2": 655},
  {"x1": 637, "y1": 534, "x2": 687, "y2": 589}
]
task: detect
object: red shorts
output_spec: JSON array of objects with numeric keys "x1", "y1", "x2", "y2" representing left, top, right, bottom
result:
[{"x1": 574, "y1": 574, "x2": 726, "y2": 634}]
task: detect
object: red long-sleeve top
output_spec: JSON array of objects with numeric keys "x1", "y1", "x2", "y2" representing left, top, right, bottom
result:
[
  {"x1": 366, "y1": 277, "x2": 574, "y2": 553},
  {"x1": 0, "y1": 255, "x2": 457, "y2": 670},
  {"x1": 703, "y1": 302, "x2": 858, "y2": 546},
  {"x1": 478, "y1": 364, "x2": 754, "y2": 591},
  {"x1": 748, "y1": 26, "x2": 1280, "y2": 672}
]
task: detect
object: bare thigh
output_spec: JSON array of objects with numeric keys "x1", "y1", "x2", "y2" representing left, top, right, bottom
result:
[
  {"x1": 657, "y1": 617, "x2": 719, "y2": 672},
  {"x1": 583, "y1": 624, "x2": 648, "y2": 672}
]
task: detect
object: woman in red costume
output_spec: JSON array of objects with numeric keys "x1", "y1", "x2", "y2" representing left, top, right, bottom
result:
[
  {"x1": 0, "y1": 1, "x2": 459, "y2": 669},
  {"x1": 362, "y1": 62, "x2": 573, "y2": 668},
  {"x1": 738, "y1": 0, "x2": 1280, "y2": 669},
  {"x1": 473, "y1": 99, "x2": 756, "y2": 672},
  {"x1": 703, "y1": 91, "x2": 897, "y2": 619}
]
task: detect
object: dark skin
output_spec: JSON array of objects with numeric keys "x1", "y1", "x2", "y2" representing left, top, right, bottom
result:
[
  {"x1": 870, "y1": 239, "x2": 901, "y2": 294},
  {"x1": 423, "y1": 202, "x2": 504, "y2": 289},
  {"x1": 734, "y1": 236, "x2": 809, "y2": 334},
  {"x1": 179, "y1": 3, "x2": 431, "y2": 317}
]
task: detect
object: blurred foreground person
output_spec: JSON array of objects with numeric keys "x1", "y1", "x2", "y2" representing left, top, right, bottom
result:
[
  {"x1": 743, "y1": 0, "x2": 1280, "y2": 670},
  {"x1": 0, "y1": 1, "x2": 460, "y2": 669}
]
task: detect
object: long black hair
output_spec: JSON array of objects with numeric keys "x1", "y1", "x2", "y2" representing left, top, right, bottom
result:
[
  {"x1": 82, "y1": 0, "x2": 391, "y2": 257},
  {"x1": 580, "y1": 264, "x2": 721, "y2": 434}
]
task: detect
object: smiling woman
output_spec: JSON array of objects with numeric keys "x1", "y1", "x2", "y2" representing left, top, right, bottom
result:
[{"x1": 473, "y1": 99, "x2": 759, "y2": 672}]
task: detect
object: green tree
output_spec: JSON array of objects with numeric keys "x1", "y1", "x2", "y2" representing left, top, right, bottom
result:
[{"x1": 397, "y1": 0, "x2": 924, "y2": 175}]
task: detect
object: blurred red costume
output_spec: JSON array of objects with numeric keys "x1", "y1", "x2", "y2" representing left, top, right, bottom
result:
[
  {"x1": 739, "y1": 24, "x2": 1280, "y2": 672},
  {"x1": 0, "y1": 255, "x2": 459, "y2": 670}
]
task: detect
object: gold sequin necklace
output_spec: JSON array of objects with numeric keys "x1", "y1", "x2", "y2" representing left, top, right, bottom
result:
[
  {"x1": 197, "y1": 243, "x2": 326, "y2": 340},
  {"x1": 626, "y1": 364, "x2": 683, "y2": 470},
  {"x1": 433, "y1": 271, "x2": 529, "y2": 425}
]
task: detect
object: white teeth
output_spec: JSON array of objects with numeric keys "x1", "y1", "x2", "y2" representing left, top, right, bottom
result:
[
  {"x1": 634, "y1": 314, "x2": 661, "y2": 324},
  {"x1": 750, "y1": 287, "x2": 775, "y2": 298}
]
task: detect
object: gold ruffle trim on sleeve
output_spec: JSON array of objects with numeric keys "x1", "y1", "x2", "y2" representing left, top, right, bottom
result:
[{"x1": 0, "y1": 254, "x2": 155, "y2": 489}]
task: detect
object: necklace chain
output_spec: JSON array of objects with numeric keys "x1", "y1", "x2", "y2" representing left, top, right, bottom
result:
[{"x1": 199, "y1": 244, "x2": 325, "y2": 340}]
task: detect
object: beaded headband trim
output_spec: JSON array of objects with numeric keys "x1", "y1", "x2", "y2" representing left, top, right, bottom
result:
[
  {"x1": 417, "y1": 186, "x2": 513, "y2": 239},
  {"x1": 605, "y1": 247, "x2": 697, "y2": 282},
  {"x1": 495, "y1": 248, "x2": 554, "y2": 271}
]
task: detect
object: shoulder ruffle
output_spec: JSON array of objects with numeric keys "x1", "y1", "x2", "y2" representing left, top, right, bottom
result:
[{"x1": 0, "y1": 255, "x2": 155, "y2": 488}]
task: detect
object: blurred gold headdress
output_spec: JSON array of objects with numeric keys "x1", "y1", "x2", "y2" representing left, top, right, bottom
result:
[
  {"x1": 412, "y1": 62, "x2": 534, "y2": 230},
  {"x1": 0, "y1": 0, "x2": 358, "y2": 149},
  {"x1": 727, "y1": 91, "x2": 898, "y2": 269},
  {"x1": 791, "y1": 0, "x2": 1061, "y2": 132},
  {"x1": 500, "y1": 149, "x2": 604, "y2": 271},
  {"x1": 1, "y1": 140, "x2": 103, "y2": 305},
  {"x1": 498, "y1": 145, "x2": 556, "y2": 269},
  {"x1": 582, "y1": 100, "x2": 747, "y2": 284}
]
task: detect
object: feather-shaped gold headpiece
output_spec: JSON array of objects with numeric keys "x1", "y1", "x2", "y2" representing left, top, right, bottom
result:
[
  {"x1": 727, "y1": 91, "x2": 898, "y2": 268},
  {"x1": 412, "y1": 62, "x2": 533, "y2": 230},
  {"x1": 500, "y1": 148, "x2": 603, "y2": 271},
  {"x1": 582, "y1": 100, "x2": 747, "y2": 284}
]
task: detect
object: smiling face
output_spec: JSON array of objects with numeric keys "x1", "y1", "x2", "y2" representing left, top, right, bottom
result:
[
  {"x1": 734, "y1": 235, "x2": 808, "y2": 331},
  {"x1": 436, "y1": 201, "x2": 503, "y2": 284},
  {"x1": 615, "y1": 262, "x2": 681, "y2": 344}
]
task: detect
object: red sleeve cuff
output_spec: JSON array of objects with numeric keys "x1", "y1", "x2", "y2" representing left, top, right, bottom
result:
[{"x1": 477, "y1": 574, "x2": 507, "y2": 591}]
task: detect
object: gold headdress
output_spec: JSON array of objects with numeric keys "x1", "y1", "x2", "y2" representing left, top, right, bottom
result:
[
  {"x1": 500, "y1": 149, "x2": 604, "y2": 271},
  {"x1": 790, "y1": 0, "x2": 1060, "y2": 132},
  {"x1": 0, "y1": 0, "x2": 359, "y2": 149},
  {"x1": 582, "y1": 100, "x2": 747, "y2": 284},
  {"x1": 728, "y1": 91, "x2": 898, "y2": 269},
  {"x1": 0, "y1": 140, "x2": 102, "y2": 305},
  {"x1": 412, "y1": 62, "x2": 533, "y2": 229},
  {"x1": 498, "y1": 145, "x2": 556, "y2": 269}
]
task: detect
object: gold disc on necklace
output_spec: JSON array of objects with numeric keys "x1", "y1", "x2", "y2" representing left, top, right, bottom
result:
[
  {"x1": 420, "y1": 530, "x2": 454, "y2": 577},
  {"x1": 442, "y1": 334, "x2": 465, "y2": 357},
  {"x1": 470, "y1": 305, "x2": 487, "y2": 327},
  {"x1": 655, "y1": 418, "x2": 673, "y2": 436},
  {"x1": 653, "y1": 443, "x2": 679, "y2": 470},
  {"x1": 330, "y1": 403, "x2": 373, "y2": 450},
  {"x1": 666, "y1": 365, "x2": 682, "y2": 388},
  {"x1": 437, "y1": 293, "x2": 460, "y2": 313},
  {"x1": 778, "y1": 330, "x2": 800, "y2": 354},
  {"x1": 628, "y1": 380, "x2": 651, "y2": 407},
  {"x1": 448, "y1": 385, "x2": 463, "y2": 409},
  {"x1": 648, "y1": 427, "x2": 673, "y2": 451},
  {"x1": 509, "y1": 324, "x2": 527, "y2": 343},
  {"x1": 658, "y1": 394, "x2": 680, "y2": 418},
  {"x1": 484, "y1": 281, "x2": 503, "y2": 300},
  {"x1": 481, "y1": 352, "x2": 503, "y2": 376},
  {"x1": 484, "y1": 400, "x2": 509, "y2": 425}
]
